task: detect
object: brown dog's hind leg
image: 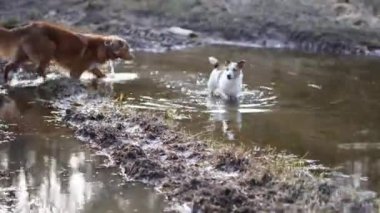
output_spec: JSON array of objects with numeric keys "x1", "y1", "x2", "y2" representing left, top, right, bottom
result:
[{"x1": 22, "y1": 36, "x2": 55, "y2": 80}]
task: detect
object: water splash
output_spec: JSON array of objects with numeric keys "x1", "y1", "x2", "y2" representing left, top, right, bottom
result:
[
  {"x1": 122, "y1": 72, "x2": 277, "y2": 141},
  {"x1": 9, "y1": 72, "x2": 62, "y2": 88},
  {"x1": 109, "y1": 61, "x2": 115, "y2": 76}
]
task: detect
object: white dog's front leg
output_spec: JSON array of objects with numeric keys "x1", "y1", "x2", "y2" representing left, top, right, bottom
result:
[{"x1": 214, "y1": 89, "x2": 229, "y2": 101}]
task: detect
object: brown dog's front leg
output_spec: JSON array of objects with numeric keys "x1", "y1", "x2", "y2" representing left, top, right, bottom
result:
[
  {"x1": 3, "y1": 62, "x2": 18, "y2": 82},
  {"x1": 90, "y1": 68, "x2": 106, "y2": 78},
  {"x1": 69, "y1": 70, "x2": 83, "y2": 80},
  {"x1": 36, "y1": 60, "x2": 50, "y2": 80},
  {"x1": 3, "y1": 49, "x2": 27, "y2": 82}
]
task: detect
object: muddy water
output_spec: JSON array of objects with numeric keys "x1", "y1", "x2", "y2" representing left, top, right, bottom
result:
[
  {"x1": 112, "y1": 46, "x2": 380, "y2": 194},
  {"x1": 0, "y1": 88, "x2": 165, "y2": 212}
]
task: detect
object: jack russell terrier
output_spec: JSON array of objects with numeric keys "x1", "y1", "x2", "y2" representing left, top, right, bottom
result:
[{"x1": 207, "y1": 56, "x2": 246, "y2": 101}]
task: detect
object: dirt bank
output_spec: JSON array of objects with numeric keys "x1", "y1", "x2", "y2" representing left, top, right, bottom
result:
[
  {"x1": 2, "y1": 0, "x2": 380, "y2": 54},
  {"x1": 31, "y1": 77, "x2": 377, "y2": 212}
]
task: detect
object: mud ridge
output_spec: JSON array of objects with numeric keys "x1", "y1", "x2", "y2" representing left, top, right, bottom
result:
[{"x1": 38, "y1": 77, "x2": 378, "y2": 212}]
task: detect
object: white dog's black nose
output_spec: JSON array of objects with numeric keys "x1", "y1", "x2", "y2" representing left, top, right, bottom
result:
[{"x1": 227, "y1": 75, "x2": 232, "y2": 80}]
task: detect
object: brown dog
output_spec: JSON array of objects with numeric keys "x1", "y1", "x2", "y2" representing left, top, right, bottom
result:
[{"x1": 0, "y1": 21, "x2": 134, "y2": 82}]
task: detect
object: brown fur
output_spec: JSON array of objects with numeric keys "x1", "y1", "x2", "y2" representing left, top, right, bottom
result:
[{"x1": 0, "y1": 21, "x2": 134, "y2": 81}]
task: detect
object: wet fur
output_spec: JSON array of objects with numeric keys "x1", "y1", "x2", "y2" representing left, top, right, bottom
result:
[{"x1": 0, "y1": 21, "x2": 134, "y2": 82}]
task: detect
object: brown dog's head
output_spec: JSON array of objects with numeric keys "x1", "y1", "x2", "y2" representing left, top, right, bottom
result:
[{"x1": 104, "y1": 36, "x2": 134, "y2": 61}]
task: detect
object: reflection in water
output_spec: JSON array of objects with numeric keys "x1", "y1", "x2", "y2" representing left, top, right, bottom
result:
[
  {"x1": 206, "y1": 97, "x2": 242, "y2": 140},
  {"x1": 15, "y1": 169, "x2": 27, "y2": 213},
  {"x1": 8, "y1": 153, "x2": 96, "y2": 212},
  {"x1": 0, "y1": 131, "x2": 165, "y2": 213},
  {"x1": 0, "y1": 95, "x2": 21, "y2": 123},
  {"x1": 0, "y1": 150, "x2": 9, "y2": 170}
]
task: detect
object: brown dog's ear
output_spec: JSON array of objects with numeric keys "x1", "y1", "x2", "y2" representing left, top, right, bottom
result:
[{"x1": 237, "y1": 60, "x2": 246, "y2": 69}]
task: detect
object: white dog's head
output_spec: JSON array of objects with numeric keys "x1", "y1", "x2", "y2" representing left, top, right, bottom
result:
[
  {"x1": 224, "y1": 60, "x2": 246, "y2": 80},
  {"x1": 209, "y1": 56, "x2": 246, "y2": 80}
]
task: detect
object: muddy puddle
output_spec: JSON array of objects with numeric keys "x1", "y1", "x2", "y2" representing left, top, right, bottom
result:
[
  {"x1": 1, "y1": 45, "x2": 380, "y2": 211},
  {"x1": 111, "y1": 46, "x2": 380, "y2": 194}
]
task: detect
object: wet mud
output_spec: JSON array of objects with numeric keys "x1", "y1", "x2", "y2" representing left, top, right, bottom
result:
[{"x1": 35, "y1": 77, "x2": 379, "y2": 212}]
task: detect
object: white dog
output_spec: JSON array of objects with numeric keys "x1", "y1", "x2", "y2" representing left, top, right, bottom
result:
[{"x1": 207, "y1": 56, "x2": 246, "y2": 101}]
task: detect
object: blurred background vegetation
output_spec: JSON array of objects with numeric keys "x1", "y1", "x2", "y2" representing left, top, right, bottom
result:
[
  {"x1": 2, "y1": 0, "x2": 380, "y2": 49},
  {"x1": 123, "y1": 0, "x2": 380, "y2": 29}
]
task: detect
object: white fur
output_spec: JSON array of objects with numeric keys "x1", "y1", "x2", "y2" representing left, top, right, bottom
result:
[{"x1": 207, "y1": 57, "x2": 244, "y2": 101}]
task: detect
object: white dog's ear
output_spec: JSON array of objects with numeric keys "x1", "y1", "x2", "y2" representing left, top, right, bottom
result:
[
  {"x1": 209, "y1": 57, "x2": 219, "y2": 68},
  {"x1": 237, "y1": 60, "x2": 246, "y2": 69},
  {"x1": 225, "y1": 60, "x2": 231, "y2": 65}
]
